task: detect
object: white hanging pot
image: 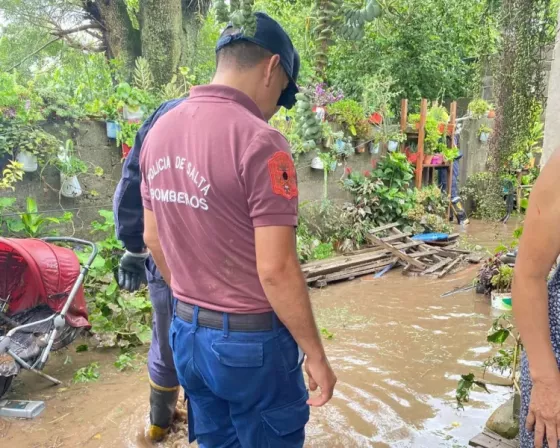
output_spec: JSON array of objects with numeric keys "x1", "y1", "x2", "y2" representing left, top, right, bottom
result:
[
  {"x1": 16, "y1": 150, "x2": 38, "y2": 172},
  {"x1": 60, "y1": 173, "x2": 82, "y2": 198},
  {"x1": 388, "y1": 140, "x2": 399, "y2": 152},
  {"x1": 311, "y1": 156, "x2": 324, "y2": 170},
  {"x1": 370, "y1": 143, "x2": 380, "y2": 154},
  {"x1": 479, "y1": 132, "x2": 490, "y2": 143},
  {"x1": 123, "y1": 105, "x2": 144, "y2": 121}
]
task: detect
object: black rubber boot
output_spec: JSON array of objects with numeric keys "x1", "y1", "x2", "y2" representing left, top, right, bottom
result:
[{"x1": 148, "y1": 384, "x2": 179, "y2": 442}]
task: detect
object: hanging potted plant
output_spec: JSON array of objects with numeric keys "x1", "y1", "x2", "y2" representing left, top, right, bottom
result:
[
  {"x1": 117, "y1": 120, "x2": 141, "y2": 159},
  {"x1": 408, "y1": 113, "x2": 421, "y2": 130},
  {"x1": 55, "y1": 140, "x2": 87, "y2": 198},
  {"x1": 478, "y1": 125, "x2": 492, "y2": 143},
  {"x1": 387, "y1": 132, "x2": 405, "y2": 152},
  {"x1": 467, "y1": 98, "x2": 490, "y2": 119},
  {"x1": 487, "y1": 108, "x2": 496, "y2": 119},
  {"x1": 7, "y1": 121, "x2": 60, "y2": 173},
  {"x1": 102, "y1": 96, "x2": 120, "y2": 139},
  {"x1": 405, "y1": 144, "x2": 418, "y2": 164},
  {"x1": 442, "y1": 146, "x2": 460, "y2": 164},
  {"x1": 115, "y1": 82, "x2": 147, "y2": 121}
]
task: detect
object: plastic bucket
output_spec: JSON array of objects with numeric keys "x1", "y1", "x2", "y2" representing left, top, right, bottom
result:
[
  {"x1": 491, "y1": 292, "x2": 512, "y2": 311},
  {"x1": 106, "y1": 121, "x2": 118, "y2": 139}
]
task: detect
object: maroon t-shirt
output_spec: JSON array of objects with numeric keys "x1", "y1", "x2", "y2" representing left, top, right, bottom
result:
[{"x1": 140, "y1": 85, "x2": 298, "y2": 313}]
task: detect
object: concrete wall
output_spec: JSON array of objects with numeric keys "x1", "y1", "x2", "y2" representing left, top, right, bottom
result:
[
  {"x1": 1, "y1": 121, "x2": 377, "y2": 237},
  {"x1": 0, "y1": 121, "x2": 123, "y2": 238},
  {"x1": 457, "y1": 117, "x2": 494, "y2": 188}
]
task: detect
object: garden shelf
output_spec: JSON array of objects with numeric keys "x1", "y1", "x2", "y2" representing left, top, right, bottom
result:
[{"x1": 400, "y1": 98, "x2": 458, "y2": 216}]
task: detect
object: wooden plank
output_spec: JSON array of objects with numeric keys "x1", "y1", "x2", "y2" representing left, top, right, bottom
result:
[
  {"x1": 400, "y1": 99, "x2": 408, "y2": 132},
  {"x1": 416, "y1": 99, "x2": 428, "y2": 189},
  {"x1": 311, "y1": 258, "x2": 398, "y2": 285},
  {"x1": 438, "y1": 255, "x2": 465, "y2": 278},
  {"x1": 380, "y1": 232, "x2": 412, "y2": 243},
  {"x1": 422, "y1": 257, "x2": 452, "y2": 275},
  {"x1": 368, "y1": 222, "x2": 399, "y2": 234},
  {"x1": 469, "y1": 429, "x2": 519, "y2": 448},
  {"x1": 368, "y1": 234, "x2": 427, "y2": 270},
  {"x1": 302, "y1": 251, "x2": 391, "y2": 277},
  {"x1": 306, "y1": 257, "x2": 395, "y2": 284},
  {"x1": 408, "y1": 250, "x2": 441, "y2": 259}
]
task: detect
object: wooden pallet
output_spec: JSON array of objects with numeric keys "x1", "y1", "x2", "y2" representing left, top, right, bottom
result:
[{"x1": 469, "y1": 429, "x2": 519, "y2": 448}]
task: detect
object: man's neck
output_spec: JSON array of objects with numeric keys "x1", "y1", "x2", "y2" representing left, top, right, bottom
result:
[{"x1": 211, "y1": 72, "x2": 260, "y2": 107}]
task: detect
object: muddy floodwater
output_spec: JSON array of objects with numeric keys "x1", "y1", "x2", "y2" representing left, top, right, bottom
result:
[{"x1": 1, "y1": 220, "x2": 520, "y2": 448}]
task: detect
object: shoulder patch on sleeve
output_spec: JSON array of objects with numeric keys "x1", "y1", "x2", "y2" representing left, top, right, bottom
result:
[{"x1": 267, "y1": 151, "x2": 298, "y2": 200}]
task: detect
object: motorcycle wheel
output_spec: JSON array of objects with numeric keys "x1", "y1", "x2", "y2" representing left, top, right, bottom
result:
[
  {"x1": 0, "y1": 375, "x2": 14, "y2": 399},
  {"x1": 52, "y1": 326, "x2": 81, "y2": 351}
]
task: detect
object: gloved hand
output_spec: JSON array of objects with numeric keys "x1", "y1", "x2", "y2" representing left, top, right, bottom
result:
[{"x1": 118, "y1": 250, "x2": 150, "y2": 292}]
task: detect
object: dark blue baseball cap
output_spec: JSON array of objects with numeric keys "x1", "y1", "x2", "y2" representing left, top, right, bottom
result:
[{"x1": 215, "y1": 12, "x2": 300, "y2": 109}]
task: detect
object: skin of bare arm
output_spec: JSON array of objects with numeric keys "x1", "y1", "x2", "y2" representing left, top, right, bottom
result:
[
  {"x1": 513, "y1": 149, "x2": 560, "y2": 448},
  {"x1": 143, "y1": 208, "x2": 172, "y2": 286},
  {"x1": 255, "y1": 225, "x2": 337, "y2": 407}
]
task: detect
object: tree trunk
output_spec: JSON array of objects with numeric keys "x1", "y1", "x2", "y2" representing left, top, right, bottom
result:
[
  {"x1": 95, "y1": 0, "x2": 141, "y2": 75},
  {"x1": 181, "y1": 0, "x2": 212, "y2": 68},
  {"x1": 541, "y1": 9, "x2": 560, "y2": 168},
  {"x1": 139, "y1": 0, "x2": 183, "y2": 87}
]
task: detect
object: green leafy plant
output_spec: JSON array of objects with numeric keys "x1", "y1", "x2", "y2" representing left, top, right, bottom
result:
[
  {"x1": 468, "y1": 98, "x2": 491, "y2": 119},
  {"x1": 114, "y1": 82, "x2": 149, "y2": 112},
  {"x1": 0, "y1": 117, "x2": 60, "y2": 164},
  {"x1": 321, "y1": 328, "x2": 335, "y2": 340},
  {"x1": 442, "y1": 146, "x2": 460, "y2": 162},
  {"x1": 490, "y1": 264, "x2": 514, "y2": 292},
  {"x1": 73, "y1": 362, "x2": 100, "y2": 383},
  {"x1": 54, "y1": 139, "x2": 88, "y2": 177},
  {"x1": 6, "y1": 197, "x2": 73, "y2": 238},
  {"x1": 456, "y1": 314, "x2": 521, "y2": 409},
  {"x1": 327, "y1": 99, "x2": 368, "y2": 139},
  {"x1": 405, "y1": 185, "x2": 451, "y2": 234},
  {"x1": 0, "y1": 161, "x2": 24, "y2": 191},
  {"x1": 114, "y1": 352, "x2": 138, "y2": 372},
  {"x1": 116, "y1": 120, "x2": 141, "y2": 148},
  {"x1": 478, "y1": 124, "x2": 492, "y2": 137}
]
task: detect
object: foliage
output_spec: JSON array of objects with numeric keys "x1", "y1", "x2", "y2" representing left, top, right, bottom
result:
[
  {"x1": 114, "y1": 351, "x2": 139, "y2": 372},
  {"x1": 456, "y1": 314, "x2": 522, "y2": 409},
  {"x1": 342, "y1": 153, "x2": 414, "y2": 244},
  {"x1": 311, "y1": 83, "x2": 345, "y2": 108},
  {"x1": 405, "y1": 185, "x2": 452, "y2": 234},
  {"x1": 461, "y1": 172, "x2": 506, "y2": 220},
  {"x1": 442, "y1": 146, "x2": 460, "y2": 163},
  {"x1": 0, "y1": 161, "x2": 24, "y2": 191},
  {"x1": 4, "y1": 197, "x2": 73, "y2": 238},
  {"x1": 478, "y1": 124, "x2": 492, "y2": 137},
  {"x1": 76, "y1": 210, "x2": 152, "y2": 348},
  {"x1": 327, "y1": 99, "x2": 368, "y2": 139},
  {"x1": 117, "y1": 120, "x2": 141, "y2": 148},
  {"x1": 320, "y1": 328, "x2": 335, "y2": 340},
  {"x1": 73, "y1": 362, "x2": 100, "y2": 383},
  {"x1": 0, "y1": 117, "x2": 60, "y2": 164},
  {"x1": 468, "y1": 98, "x2": 491, "y2": 118},
  {"x1": 490, "y1": 265, "x2": 514, "y2": 292},
  {"x1": 54, "y1": 139, "x2": 88, "y2": 177}
]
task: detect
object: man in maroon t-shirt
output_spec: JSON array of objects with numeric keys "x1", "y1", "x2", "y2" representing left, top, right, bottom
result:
[{"x1": 140, "y1": 13, "x2": 336, "y2": 447}]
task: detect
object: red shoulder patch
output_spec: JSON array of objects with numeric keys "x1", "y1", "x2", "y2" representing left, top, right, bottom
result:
[{"x1": 267, "y1": 151, "x2": 298, "y2": 200}]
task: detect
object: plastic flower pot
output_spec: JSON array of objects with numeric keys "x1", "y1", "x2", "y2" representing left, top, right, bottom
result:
[
  {"x1": 123, "y1": 105, "x2": 144, "y2": 121},
  {"x1": 16, "y1": 150, "x2": 38, "y2": 172},
  {"x1": 122, "y1": 143, "x2": 132, "y2": 159},
  {"x1": 369, "y1": 112, "x2": 383, "y2": 125},
  {"x1": 479, "y1": 132, "x2": 490, "y2": 143},
  {"x1": 431, "y1": 154, "x2": 444, "y2": 165},
  {"x1": 407, "y1": 152, "x2": 418, "y2": 164},
  {"x1": 60, "y1": 173, "x2": 82, "y2": 198},
  {"x1": 355, "y1": 143, "x2": 366, "y2": 154},
  {"x1": 387, "y1": 140, "x2": 399, "y2": 152},
  {"x1": 437, "y1": 123, "x2": 445, "y2": 134},
  {"x1": 369, "y1": 143, "x2": 380, "y2": 154},
  {"x1": 106, "y1": 120, "x2": 118, "y2": 139},
  {"x1": 487, "y1": 109, "x2": 496, "y2": 119},
  {"x1": 423, "y1": 154, "x2": 434, "y2": 165}
]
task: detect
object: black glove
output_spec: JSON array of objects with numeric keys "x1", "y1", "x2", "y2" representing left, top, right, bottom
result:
[{"x1": 118, "y1": 250, "x2": 149, "y2": 292}]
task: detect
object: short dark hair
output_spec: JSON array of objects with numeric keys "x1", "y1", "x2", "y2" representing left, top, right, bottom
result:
[{"x1": 216, "y1": 28, "x2": 273, "y2": 70}]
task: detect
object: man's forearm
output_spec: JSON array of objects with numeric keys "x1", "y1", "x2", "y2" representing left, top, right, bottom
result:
[
  {"x1": 513, "y1": 274, "x2": 558, "y2": 380},
  {"x1": 145, "y1": 240, "x2": 172, "y2": 285},
  {"x1": 260, "y1": 263, "x2": 325, "y2": 360}
]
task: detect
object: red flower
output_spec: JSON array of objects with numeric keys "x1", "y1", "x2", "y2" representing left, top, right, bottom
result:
[
  {"x1": 345, "y1": 166, "x2": 352, "y2": 175},
  {"x1": 371, "y1": 159, "x2": 378, "y2": 169},
  {"x1": 363, "y1": 170, "x2": 371, "y2": 177}
]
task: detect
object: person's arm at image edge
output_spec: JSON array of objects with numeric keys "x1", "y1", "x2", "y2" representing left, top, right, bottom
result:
[
  {"x1": 513, "y1": 149, "x2": 560, "y2": 447},
  {"x1": 255, "y1": 225, "x2": 336, "y2": 406},
  {"x1": 143, "y1": 208, "x2": 172, "y2": 286}
]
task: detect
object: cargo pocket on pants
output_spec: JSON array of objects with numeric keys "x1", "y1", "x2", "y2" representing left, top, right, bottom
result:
[{"x1": 261, "y1": 394, "x2": 310, "y2": 447}]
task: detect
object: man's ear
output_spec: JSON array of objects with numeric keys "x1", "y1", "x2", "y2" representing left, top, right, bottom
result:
[{"x1": 264, "y1": 54, "x2": 282, "y2": 87}]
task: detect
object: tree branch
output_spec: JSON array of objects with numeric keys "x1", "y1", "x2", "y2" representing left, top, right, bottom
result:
[
  {"x1": 6, "y1": 37, "x2": 62, "y2": 72},
  {"x1": 52, "y1": 22, "x2": 102, "y2": 37}
]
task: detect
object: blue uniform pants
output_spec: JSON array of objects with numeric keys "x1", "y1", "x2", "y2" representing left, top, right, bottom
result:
[
  {"x1": 146, "y1": 260, "x2": 179, "y2": 389},
  {"x1": 169, "y1": 302, "x2": 310, "y2": 448}
]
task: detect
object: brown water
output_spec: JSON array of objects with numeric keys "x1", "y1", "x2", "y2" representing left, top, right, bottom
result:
[{"x1": 1, "y1": 220, "x2": 520, "y2": 448}]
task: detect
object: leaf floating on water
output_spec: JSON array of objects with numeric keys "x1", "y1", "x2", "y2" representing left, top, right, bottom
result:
[{"x1": 93, "y1": 433, "x2": 102, "y2": 440}]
